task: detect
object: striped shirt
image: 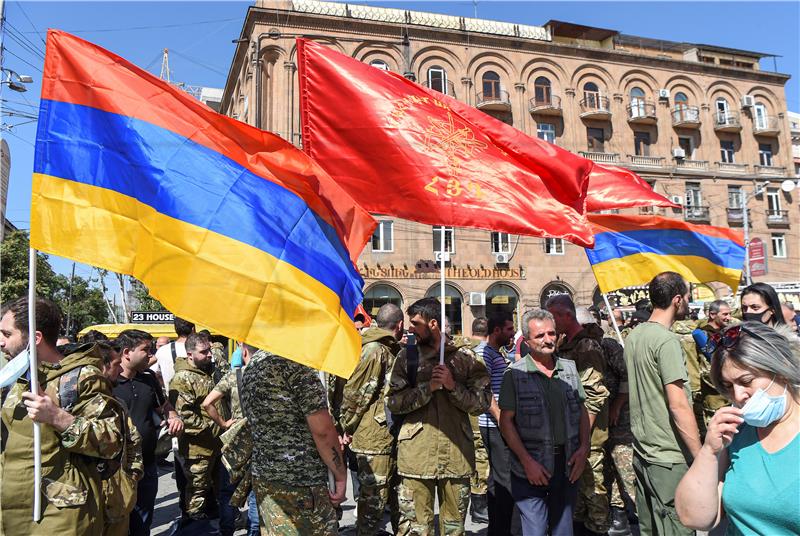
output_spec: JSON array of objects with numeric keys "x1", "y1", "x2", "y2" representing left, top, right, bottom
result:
[{"x1": 478, "y1": 343, "x2": 509, "y2": 428}]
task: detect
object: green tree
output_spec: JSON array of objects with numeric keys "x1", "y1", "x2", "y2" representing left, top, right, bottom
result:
[
  {"x1": 55, "y1": 274, "x2": 111, "y2": 336},
  {"x1": 128, "y1": 277, "x2": 165, "y2": 311}
]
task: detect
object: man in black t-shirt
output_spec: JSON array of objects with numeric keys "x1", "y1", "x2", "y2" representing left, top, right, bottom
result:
[{"x1": 113, "y1": 330, "x2": 184, "y2": 536}]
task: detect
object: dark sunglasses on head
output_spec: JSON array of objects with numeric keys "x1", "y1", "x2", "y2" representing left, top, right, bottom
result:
[{"x1": 705, "y1": 322, "x2": 782, "y2": 359}]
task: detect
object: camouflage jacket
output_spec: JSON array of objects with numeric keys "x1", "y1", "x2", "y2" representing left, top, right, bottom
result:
[
  {"x1": 213, "y1": 366, "x2": 245, "y2": 421},
  {"x1": 340, "y1": 327, "x2": 400, "y2": 454},
  {"x1": 169, "y1": 358, "x2": 221, "y2": 458},
  {"x1": 1, "y1": 344, "x2": 124, "y2": 535},
  {"x1": 220, "y1": 417, "x2": 253, "y2": 508},
  {"x1": 210, "y1": 342, "x2": 230, "y2": 386},
  {"x1": 584, "y1": 323, "x2": 631, "y2": 439},
  {"x1": 101, "y1": 411, "x2": 144, "y2": 526},
  {"x1": 386, "y1": 341, "x2": 491, "y2": 479}
]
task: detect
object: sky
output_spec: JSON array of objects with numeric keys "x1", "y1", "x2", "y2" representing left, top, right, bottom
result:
[{"x1": 1, "y1": 0, "x2": 798, "y2": 289}]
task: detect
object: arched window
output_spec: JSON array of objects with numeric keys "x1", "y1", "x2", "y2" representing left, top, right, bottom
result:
[
  {"x1": 715, "y1": 97, "x2": 730, "y2": 124},
  {"x1": 363, "y1": 284, "x2": 402, "y2": 316},
  {"x1": 485, "y1": 283, "x2": 520, "y2": 330},
  {"x1": 630, "y1": 87, "x2": 646, "y2": 117},
  {"x1": 425, "y1": 283, "x2": 463, "y2": 335},
  {"x1": 675, "y1": 92, "x2": 689, "y2": 105},
  {"x1": 427, "y1": 66, "x2": 448, "y2": 94},
  {"x1": 370, "y1": 59, "x2": 389, "y2": 71},
  {"x1": 583, "y1": 82, "x2": 600, "y2": 108},
  {"x1": 482, "y1": 71, "x2": 501, "y2": 99},
  {"x1": 674, "y1": 92, "x2": 693, "y2": 123},
  {"x1": 754, "y1": 102, "x2": 768, "y2": 130},
  {"x1": 534, "y1": 76, "x2": 552, "y2": 105}
]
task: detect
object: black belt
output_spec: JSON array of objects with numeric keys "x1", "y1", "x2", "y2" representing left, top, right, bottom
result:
[{"x1": 552, "y1": 444, "x2": 565, "y2": 454}]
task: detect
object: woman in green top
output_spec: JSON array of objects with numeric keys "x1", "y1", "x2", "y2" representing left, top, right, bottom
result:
[{"x1": 675, "y1": 322, "x2": 800, "y2": 535}]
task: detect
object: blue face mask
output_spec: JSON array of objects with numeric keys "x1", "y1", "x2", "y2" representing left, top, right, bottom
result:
[
  {"x1": 0, "y1": 346, "x2": 31, "y2": 388},
  {"x1": 739, "y1": 377, "x2": 787, "y2": 428},
  {"x1": 230, "y1": 346, "x2": 243, "y2": 368}
]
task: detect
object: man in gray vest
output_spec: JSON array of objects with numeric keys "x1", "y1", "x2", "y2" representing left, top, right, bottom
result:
[{"x1": 499, "y1": 308, "x2": 590, "y2": 536}]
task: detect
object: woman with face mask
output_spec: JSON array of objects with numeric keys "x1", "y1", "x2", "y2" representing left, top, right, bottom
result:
[
  {"x1": 740, "y1": 282, "x2": 787, "y2": 326},
  {"x1": 674, "y1": 321, "x2": 800, "y2": 534}
]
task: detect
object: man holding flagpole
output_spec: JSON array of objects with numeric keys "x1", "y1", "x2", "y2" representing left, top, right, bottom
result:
[{"x1": 0, "y1": 297, "x2": 124, "y2": 534}]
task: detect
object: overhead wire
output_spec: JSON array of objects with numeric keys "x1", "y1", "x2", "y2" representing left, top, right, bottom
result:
[
  {"x1": 30, "y1": 17, "x2": 242, "y2": 35},
  {"x1": 15, "y1": 2, "x2": 47, "y2": 46},
  {"x1": 4, "y1": 21, "x2": 45, "y2": 59},
  {"x1": 2, "y1": 46, "x2": 43, "y2": 73}
]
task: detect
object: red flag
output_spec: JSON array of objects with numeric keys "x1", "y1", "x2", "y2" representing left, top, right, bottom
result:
[
  {"x1": 587, "y1": 164, "x2": 679, "y2": 212},
  {"x1": 297, "y1": 39, "x2": 595, "y2": 247}
]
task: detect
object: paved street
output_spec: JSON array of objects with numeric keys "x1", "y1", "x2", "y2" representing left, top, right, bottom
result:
[{"x1": 151, "y1": 455, "x2": 488, "y2": 535}]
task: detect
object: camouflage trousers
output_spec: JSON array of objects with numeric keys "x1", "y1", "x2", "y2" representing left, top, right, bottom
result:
[
  {"x1": 604, "y1": 440, "x2": 636, "y2": 510},
  {"x1": 470, "y1": 415, "x2": 489, "y2": 495},
  {"x1": 253, "y1": 479, "x2": 338, "y2": 536},
  {"x1": 355, "y1": 452, "x2": 399, "y2": 536},
  {"x1": 397, "y1": 476, "x2": 470, "y2": 536},
  {"x1": 183, "y1": 455, "x2": 220, "y2": 518},
  {"x1": 575, "y1": 445, "x2": 611, "y2": 533}
]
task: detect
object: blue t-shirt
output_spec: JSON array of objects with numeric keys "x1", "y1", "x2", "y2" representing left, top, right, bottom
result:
[
  {"x1": 478, "y1": 344, "x2": 508, "y2": 428},
  {"x1": 722, "y1": 423, "x2": 800, "y2": 535}
]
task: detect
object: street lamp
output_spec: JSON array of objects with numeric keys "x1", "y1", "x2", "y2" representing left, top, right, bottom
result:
[
  {"x1": 742, "y1": 178, "x2": 797, "y2": 285},
  {"x1": 1, "y1": 69, "x2": 33, "y2": 93}
]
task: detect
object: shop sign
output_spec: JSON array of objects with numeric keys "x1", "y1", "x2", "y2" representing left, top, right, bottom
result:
[
  {"x1": 491, "y1": 295, "x2": 509, "y2": 304},
  {"x1": 540, "y1": 282, "x2": 572, "y2": 307},
  {"x1": 592, "y1": 286, "x2": 650, "y2": 309},
  {"x1": 130, "y1": 311, "x2": 174, "y2": 323},
  {"x1": 360, "y1": 261, "x2": 524, "y2": 280},
  {"x1": 749, "y1": 238, "x2": 767, "y2": 277}
]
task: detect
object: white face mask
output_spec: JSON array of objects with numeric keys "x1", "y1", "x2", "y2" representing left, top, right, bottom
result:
[{"x1": 0, "y1": 346, "x2": 31, "y2": 388}]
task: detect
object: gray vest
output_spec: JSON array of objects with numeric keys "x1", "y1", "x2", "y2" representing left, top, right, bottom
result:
[{"x1": 507, "y1": 356, "x2": 582, "y2": 478}]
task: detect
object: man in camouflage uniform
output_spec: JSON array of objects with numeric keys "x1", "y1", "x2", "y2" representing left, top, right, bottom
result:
[
  {"x1": 547, "y1": 296, "x2": 611, "y2": 536},
  {"x1": 340, "y1": 303, "x2": 404, "y2": 535},
  {"x1": 169, "y1": 331, "x2": 222, "y2": 524},
  {"x1": 690, "y1": 299, "x2": 732, "y2": 434},
  {"x1": 0, "y1": 297, "x2": 125, "y2": 534},
  {"x1": 386, "y1": 298, "x2": 492, "y2": 535},
  {"x1": 241, "y1": 348, "x2": 347, "y2": 535}
]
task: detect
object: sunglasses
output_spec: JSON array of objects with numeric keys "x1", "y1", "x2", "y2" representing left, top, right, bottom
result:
[{"x1": 706, "y1": 323, "x2": 783, "y2": 358}]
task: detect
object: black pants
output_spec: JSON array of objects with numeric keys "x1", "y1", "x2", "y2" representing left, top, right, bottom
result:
[{"x1": 481, "y1": 426, "x2": 521, "y2": 536}]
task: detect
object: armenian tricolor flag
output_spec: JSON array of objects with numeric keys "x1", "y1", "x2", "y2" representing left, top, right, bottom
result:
[
  {"x1": 587, "y1": 214, "x2": 746, "y2": 294},
  {"x1": 31, "y1": 31, "x2": 376, "y2": 377}
]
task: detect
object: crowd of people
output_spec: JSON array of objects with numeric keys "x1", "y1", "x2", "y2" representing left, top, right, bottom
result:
[{"x1": 0, "y1": 271, "x2": 798, "y2": 536}]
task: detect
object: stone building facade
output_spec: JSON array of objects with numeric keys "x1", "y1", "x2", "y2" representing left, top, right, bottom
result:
[{"x1": 222, "y1": 0, "x2": 798, "y2": 333}]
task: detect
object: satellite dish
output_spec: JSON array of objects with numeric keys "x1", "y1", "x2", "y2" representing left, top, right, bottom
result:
[{"x1": 780, "y1": 179, "x2": 797, "y2": 193}]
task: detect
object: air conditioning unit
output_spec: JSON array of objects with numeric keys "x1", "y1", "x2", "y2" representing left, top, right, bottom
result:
[
  {"x1": 741, "y1": 95, "x2": 754, "y2": 108},
  {"x1": 434, "y1": 251, "x2": 451, "y2": 263},
  {"x1": 672, "y1": 147, "x2": 686, "y2": 159},
  {"x1": 468, "y1": 292, "x2": 486, "y2": 306},
  {"x1": 658, "y1": 88, "x2": 670, "y2": 99},
  {"x1": 494, "y1": 252, "x2": 510, "y2": 264},
  {"x1": 670, "y1": 195, "x2": 684, "y2": 206}
]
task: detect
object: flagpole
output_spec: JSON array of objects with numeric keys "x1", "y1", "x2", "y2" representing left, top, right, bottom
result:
[
  {"x1": 28, "y1": 247, "x2": 42, "y2": 522},
  {"x1": 602, "y1": 293, "x2": 624, "y2": 348},
  {"x1": 439, "y1": 227, "x2": 446, "y2": 365}
]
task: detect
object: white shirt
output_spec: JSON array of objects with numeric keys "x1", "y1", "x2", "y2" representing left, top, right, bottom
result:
[{"x1": 150, "y1": 340, "x2": 186, "y2": 390}]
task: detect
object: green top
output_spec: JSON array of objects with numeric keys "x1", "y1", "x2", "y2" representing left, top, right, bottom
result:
[
  {"x1": 624, "y1": 322, "x2": 692, "y2": 464},
  {"x1": 499, "y1": 355, "x2": 585, "y2": 446}
]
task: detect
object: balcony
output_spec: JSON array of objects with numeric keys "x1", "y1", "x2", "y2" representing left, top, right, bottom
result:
[
  {"x1": 717, "y1": 162, "x2": 749, "y2": 174},
  {"x1": 684, "y1": 206, "x2": 711, "y2": 223},
  {"x1": 714, "y1": 111, "x2": 742, "y2": 132},
  {"x1": 753, "y1": 116, "x2": 782, "y2": 137},
  {"x1": 676, "y1": 159, "x2": 709, "y2": 172},
  {"x1": 726, "y1": 207, "x2": 748, "y2": 226},
  {"x1": 528, "y1": 95, "x2": 562, "y2": 116},
  {"x1": 671, "y1": 106, "x2": 701, "y2": 129},
  {"x1": 476, "y1": 90, "x2": 511, "y2": 112},
  {"x1": 627, "y1": 154, "x2": 665, "y2": 168},
  {"x1": 579, "y1": 151, "x2": 620, "y2": 164},
  {"x1": 423, "y1": 79, "x2": 457, "y2": 98},
  {"x1": 579, "y1": 95, "x2": 611, "y2": 120},
  {"x1": 627, "y1": 100, "x2": 657, "y2": 125},
  {"x1": 639, "y1": 206, "x2": 657, "y2": 215},
  {"x1": 755, "y1": 165, "x2": 786, "y2": 177},
  {"x1": 766, "y1": 209, "x2": 790, "y2": 227}
]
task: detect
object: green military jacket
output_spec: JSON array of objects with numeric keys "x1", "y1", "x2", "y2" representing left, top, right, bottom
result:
[
  {"x1": 340, "y1": 327, "x2": 400, "y2": 455},
  {"x1": 386, "y1": 341, "x2": 491, "y2": 479},
  {"x1": 557, "y1": 328, "x2": 610, "y2": 447},
  {"x1": 169, "y1": 358, "x2": 221, "y2": 458},
  {"x1": 1, "y1": 344, "x2": 124, "y2": 536}
]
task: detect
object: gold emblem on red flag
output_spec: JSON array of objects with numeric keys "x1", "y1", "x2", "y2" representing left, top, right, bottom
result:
[{"x1": 423, "y1": 112, "x2": 488, "y2": 176}]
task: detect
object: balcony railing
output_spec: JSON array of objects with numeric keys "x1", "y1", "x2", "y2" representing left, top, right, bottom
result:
[
  {"x1": 528, "y1": 95, "x2": 562, "y2": 115},
  {"x1": 676, "y1": 159, "x2": 709, "y2": 171},
  {"x1": 476, "y1": 89, "x2": 511, "y2": 111},
  {"x1": 423, "y1": 78, "x2": 457, "y2": 97},
  {"x1": 766, "y1": 209, "x2": 790, "y2": 227},
  {"x1": 727, "y1": 207, "x2": 748, "y2": 226},
  {"x1": 755, "y1": 165, "x2": 786, "y2": 177},
  {"x1": 627, "y1": 154, "x2": 665, "y2": 167},
  {"x1": 714, "y1": 111, "x2": 742, "y2": 131},
  {"x1": 753, "y1": 116, "x2": 781, "y2": 136},
  {"x1": 627, "y1": 100, "x2": 657, "y2": 123},
  {"x1": 671, "y1": 105, "x2": 701, "y2": 128},
  {"x1": 684, "y1": 206, "x2": 711, "y2": 222},
  {"x1": 717, "y1": 162, "x2": 749, "y2": 174},
  {"x1": 579, "y1": 94, "x2": 611, "y2": 118},
  {"x1": 579, "y1": 151, "x2": 620, "y2": 164}
]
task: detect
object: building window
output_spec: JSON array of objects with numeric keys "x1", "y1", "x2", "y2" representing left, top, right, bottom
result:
[
  {"x1": 364, "y1": 284, "x2": 402, "y2": 316},
  {"x1": 433, "y1": 226, "x2": 454, "y2": 253},
  {"x1": 427, "y1": 66, "x2": 447, "y2": 94},
  {"x1": 370, "y1": 60, "x2": 389, "y2": 71},
  {"x1": 583, "y1": 81, "x2": 600, "y2": 108},
  {"x1": 686, "y1": 183, "x2": 703, "y2": 207},
  {"x1": 728, "y1": 186, "x2": 743, "y2": 209},
  {"x1": 678, "y1": 136, "x2": 693, "y2": 159},
  {"x1": 771, "y1": 234, "x2": 786, "y2": 258},
  {"x1": 767, "y1": 188, "x2": 782, "y2": 215},
  {"x1": 675, "y1": 92, "x2": 689, "y2": 105},
  {"x1": 634, "y1": 131, "x2": 651, "y2": 156},
  {"x1": 754, "y1": 102, "x2": 768, "y2": 130},
  {"x1": 630, "y1": 87, "x2": 646, "y2": 117},
  {"x1": 720, "y1": 140, "x2": 735, "y2": 163},
  {"x1": 371, "y1": 221, "x2": 393, "y2": 252},
  {"x1": 486, "y1": 283, "x2": 520, "y2": 328},
  {"x1": 534, "y1": 76, "x2": 552, "y2": 105},
  {"x1": 715, "y1": 97, "x2": 730, "y2": 124},
  {"x1": 491, "y1": 232, "x2": 511, "y2": 254},
  {"x1": 425, "y1": 283, "x2": 463, "y2": 335},
  {"x1": 545, "y1": 238, "x2": 564, "y2": 255},
  {"x1": 759, "y1": 143, "x2": 773, "y2": 166},
  {"x1": 482, "y1": 71, "x2": 501, "y2": 99},
  {"x1": 537, "y1": 123, "x2": 556, "y2": 143},
  {"x1": 587, "y1": 127, "x2": 604, "y2": 153}
]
